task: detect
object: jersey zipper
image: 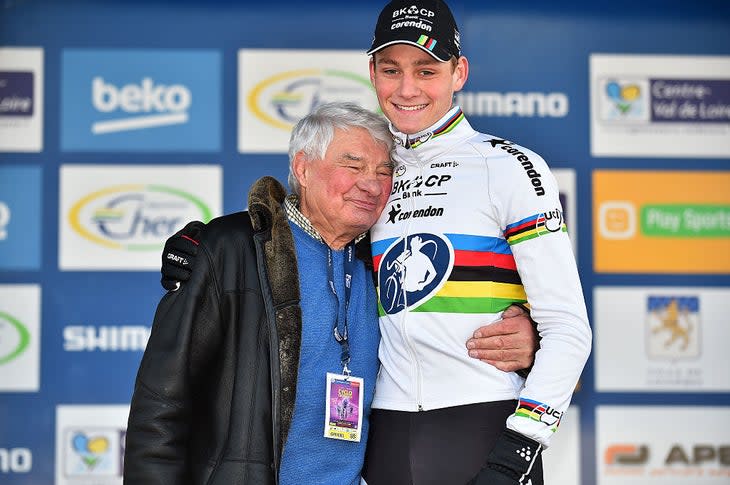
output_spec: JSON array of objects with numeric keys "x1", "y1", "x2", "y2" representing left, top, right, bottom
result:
[{"x1": 400, "y1": 153, "x2": 425, "y2": 411}]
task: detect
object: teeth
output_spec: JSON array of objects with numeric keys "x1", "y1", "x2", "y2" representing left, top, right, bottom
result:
[{"x1": 397, "y1": 104, "x2": 426, "y2": 111}]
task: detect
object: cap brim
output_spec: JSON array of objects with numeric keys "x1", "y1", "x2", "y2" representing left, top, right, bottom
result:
[{"x1": 367, "y1": 40, "x2": 451, "y2": 63}]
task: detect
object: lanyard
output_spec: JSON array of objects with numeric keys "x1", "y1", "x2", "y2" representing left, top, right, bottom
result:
[{"x1": 328, "y1": 243, "x2": 355, "y2": 376}]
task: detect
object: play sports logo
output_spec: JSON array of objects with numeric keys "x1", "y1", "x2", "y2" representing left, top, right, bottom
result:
[{"x1": 61, "y1": 49, "x2": 220, "y2": 151}]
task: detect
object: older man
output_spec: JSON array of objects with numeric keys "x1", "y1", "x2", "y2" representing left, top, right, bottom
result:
[{"x1": 124, "y1": 102, "x2": 394, "y2": 485}]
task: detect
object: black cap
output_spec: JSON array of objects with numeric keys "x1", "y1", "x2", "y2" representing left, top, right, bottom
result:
[{"x1": 367, "y1": 0, "x2": 461, "y2": 62}]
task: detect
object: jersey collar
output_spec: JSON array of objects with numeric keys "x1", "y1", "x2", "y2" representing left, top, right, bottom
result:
[{"x1": 389, "y1": 106, "x2": 473, "y2": 152}]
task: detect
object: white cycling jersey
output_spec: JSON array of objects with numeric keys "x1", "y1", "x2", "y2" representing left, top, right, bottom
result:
[{"x1": 370, "y1": 106, "x2": 592, "y2": 447}]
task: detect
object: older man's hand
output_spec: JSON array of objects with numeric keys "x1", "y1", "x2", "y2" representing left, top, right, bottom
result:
[{"x1": 465, "y1": 305, "x2": 538, "y2": 373}]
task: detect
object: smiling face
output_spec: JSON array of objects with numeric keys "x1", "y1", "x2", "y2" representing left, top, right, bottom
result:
[
  {"x1": 370, "y1": 43, "x2": 468, "y2": 135},
  {"x1": 293, "y1": 127, "x2": 393, "y2": 249}
]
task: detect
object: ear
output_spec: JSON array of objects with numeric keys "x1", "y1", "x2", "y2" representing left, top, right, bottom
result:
[
  {"x1": 292, "y1": 151, "x2": 309, "y2": 189},
  {"x1": 369, "y1": 57, "x2": 377, "y2": 86},
  {"x1": 453, "y1": 56, "x2": 469, "y2": 92}
]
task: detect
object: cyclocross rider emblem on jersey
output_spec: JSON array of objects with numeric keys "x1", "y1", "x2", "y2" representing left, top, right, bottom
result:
[{"x1": 377, "y1": 233, "x2": 454, "y2": 315}]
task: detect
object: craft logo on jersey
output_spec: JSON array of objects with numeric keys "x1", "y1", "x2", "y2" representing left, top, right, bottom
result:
[
  {"x1": 0, "y1": 311, "x2": 30, "y2": 366},
  {"x1": 646, "y1": 296, "x2": 700, "y2": 360},
  {"x1": 378, "y1": 233, "x2": 454, "y2": 314},
  {"x1": 61, "y1": 49, "x2": 221, "y2": 151},
  {"x1": 68, "y1": 185, "x2": 212, "y2": 251},
  {"x1": 598, "y1": 78, "x2": 650, "y2": 122},
  {"x1": 63, "y1": 428, "x2": 124, "y2": 477}
]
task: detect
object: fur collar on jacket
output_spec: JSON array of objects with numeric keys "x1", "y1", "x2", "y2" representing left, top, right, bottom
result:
[{"x1": 248, "y1": 176, "x2": 302, "y2": 449}]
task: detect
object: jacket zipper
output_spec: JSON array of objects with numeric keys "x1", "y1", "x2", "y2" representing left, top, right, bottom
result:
[
  {"x1": 254, "y1": 232, "x2": 281, "y2": 481},
  {"x1": 400, "y1": 152, "x2": 425, "y2": 412}
]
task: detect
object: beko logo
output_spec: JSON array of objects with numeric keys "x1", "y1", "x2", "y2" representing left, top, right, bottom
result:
[{"x1": 92, "y1": 77, "x2": 191, "y2": 134}]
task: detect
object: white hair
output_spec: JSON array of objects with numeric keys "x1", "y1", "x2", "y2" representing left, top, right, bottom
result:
[{"x1": 287, "y1": 102, "x2": 393, "y2": 195}]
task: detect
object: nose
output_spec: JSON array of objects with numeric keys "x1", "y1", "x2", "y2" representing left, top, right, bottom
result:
[
  {"x1": 396, "y1": 73, "x2": 420, "y2": 98},
  {"x1": 357, "y1": 171, "x2": 384, "y2": 196}
]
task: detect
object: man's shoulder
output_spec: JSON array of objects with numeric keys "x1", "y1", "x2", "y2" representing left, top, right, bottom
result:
[
  {"x1": 463, "y1": 132, "x2": 545, "y2": 162},
  {"x1": 198, "y1": 211, "x2": 254, "y2": 246}
]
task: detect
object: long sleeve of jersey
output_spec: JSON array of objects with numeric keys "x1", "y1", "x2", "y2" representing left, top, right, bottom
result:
[{"x1": 487, "y1": 142, "x2": 592, "y2": 448}]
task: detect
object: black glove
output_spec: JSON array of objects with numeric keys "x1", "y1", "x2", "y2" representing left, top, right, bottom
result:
[
  {"x1": 468, "y1": 428, "x2": 543, "y2": 485},
  {"x1": 160, "y1": 221, "x2": 204, "y2": 291}
]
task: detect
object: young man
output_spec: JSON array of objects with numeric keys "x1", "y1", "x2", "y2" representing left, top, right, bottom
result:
[{"x1": 361, "y1": 1, "x2": 592, "y2": 484}]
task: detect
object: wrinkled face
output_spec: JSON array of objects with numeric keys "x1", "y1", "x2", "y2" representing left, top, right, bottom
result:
[
  {"x1": 370, "y1": 44, "x2": 468, "y2": 135},
  {"x1": 294, "y1": 127, "x2": 393, "y2": 248}
]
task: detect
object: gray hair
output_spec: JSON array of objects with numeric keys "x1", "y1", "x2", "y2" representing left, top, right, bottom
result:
[{"x1": 287, "y1": 102, "x2": 393, "y2": 195}]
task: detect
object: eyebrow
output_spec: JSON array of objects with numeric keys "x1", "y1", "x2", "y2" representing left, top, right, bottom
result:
[
  {"x1": 376, "y1": 57, "x2": 439, "y2": 68},
  {"x1": 342, "y1": 153, "x2": 363, "y2": 162}
]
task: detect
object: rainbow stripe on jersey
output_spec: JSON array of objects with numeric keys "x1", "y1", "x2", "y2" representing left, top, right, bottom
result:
[
  {"x1": 505, "y1": 212, "x2": 567, "y2": 246},
  {"x1": 372, "y1": 233, "x2": 527, "y2": 315},
  {"x1": 408, "y1": 108, "x2": 465, "y2": 149}
]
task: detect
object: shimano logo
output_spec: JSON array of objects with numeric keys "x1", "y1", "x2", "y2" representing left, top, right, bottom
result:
[
  {"x1": 0, "y1": 448, "x2": 32, "y2": 473},
  {"x1": 487, "y1": 139, "x2": 545, "y2": 196},
  {"x1": 63, "y1": 325, "x2": 151, "y2": 351},
  {"x1": 458, "y1": 91, "x2": 569, "y2": 118},
  {"x1": 91, "y1": 77, "x2": 191, "y2": 134}
]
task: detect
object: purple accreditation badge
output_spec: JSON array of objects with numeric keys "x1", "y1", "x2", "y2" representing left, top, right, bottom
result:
[{"x1": 324, "y1": 373, "x2": 364, "y2": 442}]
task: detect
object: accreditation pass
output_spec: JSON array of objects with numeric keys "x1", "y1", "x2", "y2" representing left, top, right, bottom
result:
[{"x1": 324, "y1": 372, "x2": 364, "y2": 442}]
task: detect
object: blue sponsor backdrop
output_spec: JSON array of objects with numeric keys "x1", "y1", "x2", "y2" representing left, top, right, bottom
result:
[{"x1": 1, "y1": 0, "x2": 729, "y2": 483}]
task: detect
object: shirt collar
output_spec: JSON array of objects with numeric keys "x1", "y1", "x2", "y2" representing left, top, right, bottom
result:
[{"x1": 389, "y1": 105, "x2": 467, "y2": 150}]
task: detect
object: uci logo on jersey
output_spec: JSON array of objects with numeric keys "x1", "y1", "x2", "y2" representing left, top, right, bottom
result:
[{"x1": 378, "y1": 233, "x2": 453, "y2": 314}]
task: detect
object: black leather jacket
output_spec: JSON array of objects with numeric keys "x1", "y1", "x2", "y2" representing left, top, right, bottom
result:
[{"x1": 124, "y1": 177, "x2": 302, "y2": 484}]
